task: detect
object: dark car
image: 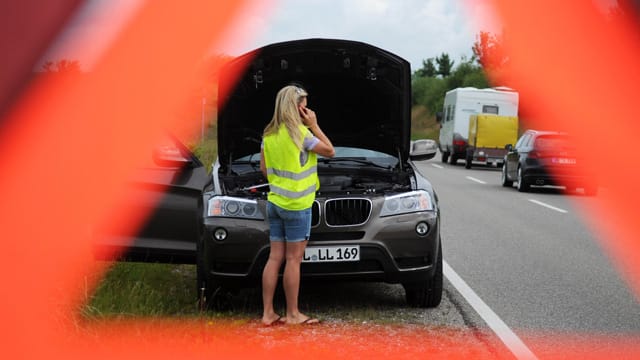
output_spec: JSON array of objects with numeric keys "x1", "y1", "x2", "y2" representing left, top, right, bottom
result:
[
  {"x1": 92, "y1": 133, "x2": 209, "y2": 264},
  {"x1": 501, "y1": 129, "x2": 597, "y2": 195},
  {"x1": 199, "y1": 38, "x2": 443, "y2": 308}
]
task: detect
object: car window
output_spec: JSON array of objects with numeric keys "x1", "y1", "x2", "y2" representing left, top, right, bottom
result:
[
  {"x1": 515, "y1": 134, "x2": 529, "y2": 149},
  {"x1": 235, "y1": 147, "x2": 399, "y2": 169},
  {"x1": 482, "y1": 105, "x2": 499, "y2": 114},
  {"x1": 524, "y1": 134, "x2": 535, "y2": 148},
  {"x1": 534, "y1": 135, "x2": 573, "y2": 150}
]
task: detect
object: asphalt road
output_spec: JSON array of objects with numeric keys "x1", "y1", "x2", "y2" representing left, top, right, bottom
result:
[
  {"x1": 414, "y1": 155, "x2": 640, "y2": 356},
  {"x1": 222, "y1": 154, "x2": 639, "y2": 358}
]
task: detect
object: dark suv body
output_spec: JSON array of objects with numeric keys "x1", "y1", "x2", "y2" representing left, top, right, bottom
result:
[
  {"x1": 92, "y1": 133, "x2": 209, "y2": 264},
  {"x1": 200, "y1": 38, "x2": 443, "y2": 308},
  {"x1": 501, "y1": 130, "x2": 597, "y2": 195}
]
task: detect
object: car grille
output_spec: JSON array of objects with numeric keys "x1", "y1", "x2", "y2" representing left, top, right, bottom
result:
[
  {"x1": 324, "y1": 198, "x2": 372, "y2": 226},
  {"x1": 311, "y1": 201, "x2": 320, "y2": 227}
]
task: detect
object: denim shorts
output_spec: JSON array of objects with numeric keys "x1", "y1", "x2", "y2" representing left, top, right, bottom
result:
[{"x1": 267, "y1": 201, "x2": 311, "y2": 242}]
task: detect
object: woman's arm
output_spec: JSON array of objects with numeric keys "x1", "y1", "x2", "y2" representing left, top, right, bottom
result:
[
  {"x1": 300, "y1": 106, "x2": 335, "y2": 158},
  {"x1": 307, "y1": 123, "x2": 335, "y2": 158},
  {"x1": 260, "y1": 148, "x2": 267, "y2": 178}
]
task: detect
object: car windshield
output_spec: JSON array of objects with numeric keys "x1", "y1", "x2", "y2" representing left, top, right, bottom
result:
[
  {"x1": 318, "y1": 147, "x2": 397, "y2": 169},
  {"x1": 233, "y1": 147, "x2": 398, "y2": 169}
]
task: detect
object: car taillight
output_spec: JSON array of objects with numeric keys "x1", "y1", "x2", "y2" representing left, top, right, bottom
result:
[{"x1": 453, "y1": 139, "x2": 466, "y2": 146}]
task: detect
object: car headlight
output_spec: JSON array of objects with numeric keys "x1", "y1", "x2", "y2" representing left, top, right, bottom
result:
[
  {"x1": 207, "y1": 196, "x2": 264, "y2": 220},
  {"x1": 380, "y1": 190, "x2": 434, "y2": 217}
]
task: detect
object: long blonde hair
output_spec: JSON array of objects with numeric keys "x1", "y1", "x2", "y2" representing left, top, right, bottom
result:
[{"x1": 263, "y1": 85, "x2": 308, "y2": 150}]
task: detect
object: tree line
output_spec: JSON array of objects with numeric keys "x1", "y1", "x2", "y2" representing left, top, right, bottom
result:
[
  {"x1": 411, "y1": 31, "x2": 506, "y2": 118},
  {"x1": 413, "y1": 0, "x2": 634, "y2": 119}
]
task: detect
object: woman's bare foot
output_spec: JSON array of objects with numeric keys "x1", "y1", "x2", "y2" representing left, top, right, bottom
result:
[
  {"x1": 262, "y1": 313, "x2": 285, "y2": 326},
  {"x1": 285, "y1": 313, "x2": 320, "y2": 325}
]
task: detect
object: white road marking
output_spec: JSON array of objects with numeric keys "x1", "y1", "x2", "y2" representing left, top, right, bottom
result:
[
  {"x1": 444, "y1": 261, "x2": 539, "y2": 360},
  {"x1": 528, "y1": 199, "x2": 568, "y2": 213},
  {"x1": 466, "y1": 176, "x2": 487, "y2": 184},
  {"x1": 431, "y1": 163, "x2": 444, "y2": 169}
]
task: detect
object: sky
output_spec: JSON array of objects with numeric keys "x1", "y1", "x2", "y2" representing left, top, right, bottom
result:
[
  {"x1": 40, "y1": 0, "x2": 501, "y2": 73},
  {"x1": 220, "y1": 0, "x2": 499, "y2": 71},
  {"x1": 40, "y1": 0, "x2": 616, "y2": 73}
]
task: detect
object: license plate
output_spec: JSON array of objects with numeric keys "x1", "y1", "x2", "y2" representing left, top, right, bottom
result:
[
  {"x1": 303, "y1": 246, "x2": 360, "y2": 263},
  {"x1": 552, "y1": 157, "x2": 576, "y2": 164}
]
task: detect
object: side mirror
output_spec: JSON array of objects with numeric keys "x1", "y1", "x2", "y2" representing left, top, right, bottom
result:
[
  {"x1": 505, "y1": 144, "x2": 513, "y2": 151},
  {"x1": 435, "y1": 111, "x2": 443, "y2": 123},
  {"x1": 152, "y1": 145, "x2": 193, "y2": 168},
  {"x1": 410, "y1": 139, "x2": 438, "y2": 161}
]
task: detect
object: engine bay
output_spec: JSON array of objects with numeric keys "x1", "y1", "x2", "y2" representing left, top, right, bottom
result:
[{"x1": 221, "y1": 166, "x2": 413, "y2": 198}]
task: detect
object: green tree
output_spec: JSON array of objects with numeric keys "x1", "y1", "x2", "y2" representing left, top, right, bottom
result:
[
  {"x1": 446, "y1": 57, "x2": 490, "y2": 90},
  {"x1": 472, "y1": 31, "x2": 508, "y2": 71},
  {"x1": 435, "y1": 53, "x2": 454, "y2": 77},
  {"x1": 412, "y1": 76, "x2": 447, "y2": 111},
  {"x1": 414, "y1": 58, "x2": 437, "y2": 78},
  {"x1": 412, "y1": 54, "x2": 490, "y2": 116}
]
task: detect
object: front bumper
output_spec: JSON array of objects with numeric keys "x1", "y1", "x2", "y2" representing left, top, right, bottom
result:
[{"x1": 202, "y1": 207, "x2": 440, "y2": 287}]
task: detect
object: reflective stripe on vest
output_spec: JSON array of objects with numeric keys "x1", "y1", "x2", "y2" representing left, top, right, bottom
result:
[
  {"x1": 263, "y1": 124, "x2": 319, "y2": 210},
  {"x1": 267, "y1": 166, "x2": 317, "y2": 181}
]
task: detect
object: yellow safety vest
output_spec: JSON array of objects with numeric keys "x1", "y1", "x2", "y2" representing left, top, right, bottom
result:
[{"x1": 263, "y1": 124, "x2": 319, "y2": 210}]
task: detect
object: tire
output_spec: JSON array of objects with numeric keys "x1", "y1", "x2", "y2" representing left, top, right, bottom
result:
[
  {"x1": 196, "y1": 235, "x2": 231, "y2": 312},
  {"x1": 441, "y1": 151, "x2": 450, "y2": 163},
  {"x1": 196, "y1": 237, "x2": 213, "y2": 311},
  {"x1": 404, "y1": 237, "x2": 443, "y2": 308},
  {"x1": 501, "y1": 164, "x2": 513, "y2": 187},
  {"x1": 517, "y1": 166, "x2": 529, "y2": 192},
  {"x1": 449, "y1": 153, "x2": 458, "y2": 165}
]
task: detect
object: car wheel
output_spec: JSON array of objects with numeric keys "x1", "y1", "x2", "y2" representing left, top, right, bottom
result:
[
  {"x1": 197, "y1": 236, "x2": 232, "y2": 312},
  {"x1": 196, "y1": 237, "x2": 212, "y2": 311},
  {"x1": 441, "y1": 151, "x2": 449, "y2": 163},
  {"x1": 404, "y1": 237, "x2": 443, "y2": 308},
  {"x1": 449, "y1": 154, "x2": 458, "y2": 165},
  {"x1": 517, "y1": 166, "x2": 529, "y2": 192},
  {"x1": 465, "y1": 155, "x2": 472, "y2": 169},
  {"x1": 501, "y1": 164, "x2": 513, "y2": 187}
]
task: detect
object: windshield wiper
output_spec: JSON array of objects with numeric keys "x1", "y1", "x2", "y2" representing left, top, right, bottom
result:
[{"x1": 318, "y1": 157, "x2": 392, "y2": 169}]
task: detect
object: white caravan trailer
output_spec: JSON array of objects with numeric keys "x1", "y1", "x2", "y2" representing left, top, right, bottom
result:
[{"x1": 438, "y1": 87, "x2": 519, "y2": 164}]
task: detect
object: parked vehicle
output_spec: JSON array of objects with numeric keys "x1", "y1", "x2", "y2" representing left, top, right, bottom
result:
[
  {"x1": 201, "y1": 38, "x2": 443, "y2": 308},
  {"x1": 93, "y1": 133, "x2": 209, "y2": 264},
  {"x1": 465, "y1": 114, "x2": 518, "y2": 168},
  {"x1": 438, "y1": 87, "x2": 519, "y2": 165},
  {"x1": 501, "y1": 130, "x2": 597, "y2": 195}
]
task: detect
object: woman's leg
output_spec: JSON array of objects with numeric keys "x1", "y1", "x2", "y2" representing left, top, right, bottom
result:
[
  {"x1": 262, "y1": 241, "x2": 284, "y2": 325},
  {"x1": 283, "y1": 240, "x2": 307, "y2": 322},
  {"x1": 283, "y1": 239, "x2": 319, "y2": 324}
]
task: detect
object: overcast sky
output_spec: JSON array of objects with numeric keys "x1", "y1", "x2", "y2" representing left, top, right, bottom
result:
[
  {"x1": 41, "y1": 0, "x2": 615, "y2": 72},
  {"x1": 220, "y1": 0, "x2": 500, "y2": 71}
]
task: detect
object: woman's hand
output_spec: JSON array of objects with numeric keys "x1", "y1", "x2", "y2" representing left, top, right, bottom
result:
[{"x1": 299, "y1": 106, "x2": 318, "y2": 128}]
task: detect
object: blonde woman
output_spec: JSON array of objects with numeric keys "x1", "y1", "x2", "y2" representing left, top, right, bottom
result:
[{"x1": 260, "y1": 85, "x2": 335, "y2": 325}]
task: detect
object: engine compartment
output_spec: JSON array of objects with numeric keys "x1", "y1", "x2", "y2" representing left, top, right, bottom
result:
[{"x1": 221, "y1": 166, "x2": 413, "y2": 198}]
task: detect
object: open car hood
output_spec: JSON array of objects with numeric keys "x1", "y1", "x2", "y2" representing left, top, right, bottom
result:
[{"x1": 217, "y1": 38, "x2": 411, "y2": 167}]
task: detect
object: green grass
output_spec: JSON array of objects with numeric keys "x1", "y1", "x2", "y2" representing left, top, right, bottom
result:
[
  {"x1": 411, "y1": 105, "x2": 439, "y2": 141},
  {"x1": 84, "y1": 263, "x2": 200, "y2": 318}
]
